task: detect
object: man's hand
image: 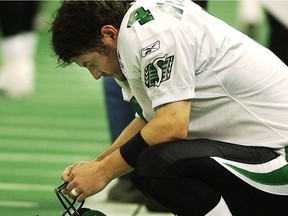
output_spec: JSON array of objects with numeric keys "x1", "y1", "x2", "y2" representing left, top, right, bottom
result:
[
  {"x1": 61, "y1": 161, "x2": 87, "y2": 183},
  {"x1": 63, "y1": 160, "x2": 111, "y2": 202},
  {"x1": 61, "y1": 148, "x2": 133, "y2": 202}
]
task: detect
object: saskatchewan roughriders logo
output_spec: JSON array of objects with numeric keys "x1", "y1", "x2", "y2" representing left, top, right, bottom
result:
[{"x1": 144, "y1": 54, "x2": 174, "y2": 88}]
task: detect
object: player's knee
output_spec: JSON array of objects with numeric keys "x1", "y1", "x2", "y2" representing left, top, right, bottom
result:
[{"x1": 136, "y1": 145, "x2": 171, "y2": 178}]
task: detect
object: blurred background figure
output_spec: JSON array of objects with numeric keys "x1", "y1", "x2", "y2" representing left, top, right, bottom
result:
[
  {"x1": 0, "y1": 1, "x2": 39, "y2": 98},
  {"x1": 262, "y1": 1, "x2": 288, "y2": 65},
  {"x1": 238, "y1": 0, "x2": 263, "y2": 39},
  {"x1": 103, "y1": 77, "x2": 145, "y2": 204},
  {"x1": 103, "y1": 0, "x2": 143, "y2": 204},
  {"x1": 238, "y1": 0, "x2": 288, "y2": 65}
]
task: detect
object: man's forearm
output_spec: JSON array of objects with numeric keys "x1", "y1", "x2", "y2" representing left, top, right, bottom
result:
[
  {"x1": 100, "y1": 148, "x2": 134, "y2": 180},
  {"x1": 95, "y1": 117, "x2": 146, "y2": 161},
  {"x1": 141, "y1": 100, "x2": 191, "y2": 145}
]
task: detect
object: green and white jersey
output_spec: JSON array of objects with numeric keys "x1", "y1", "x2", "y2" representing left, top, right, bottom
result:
[{"x1": 117, "y1": 0, "x2": 288, "y2": 149}]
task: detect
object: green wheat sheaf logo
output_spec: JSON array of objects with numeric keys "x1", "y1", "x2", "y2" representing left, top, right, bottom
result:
[{"x1": 144, "y1": 54, "x2": 174, "y2": 88}]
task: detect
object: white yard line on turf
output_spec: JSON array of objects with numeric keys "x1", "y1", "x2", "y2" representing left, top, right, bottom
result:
[
  {"x1": 0, "y1": 182, "x2": 54, "y2": 192},
  {"x1": 0, "y1": 201, "x2": 38, "y2": 208}
]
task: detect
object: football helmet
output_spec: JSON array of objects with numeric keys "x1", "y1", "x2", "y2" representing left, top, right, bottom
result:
[{"x1": 54, "y1": 182, "x2": 106, "y2": 216}]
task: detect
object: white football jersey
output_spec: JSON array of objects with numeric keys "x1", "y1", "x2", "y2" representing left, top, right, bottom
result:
[{"x1": 116, "y1": 0, "x2": 288, "y2": 148}]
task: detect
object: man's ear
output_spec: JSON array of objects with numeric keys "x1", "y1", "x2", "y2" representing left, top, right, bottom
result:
[{"x1": 101, "y1": 25, "x2": 118, "y2": 41}]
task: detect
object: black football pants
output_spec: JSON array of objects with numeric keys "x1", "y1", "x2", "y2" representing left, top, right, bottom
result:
[{"x1": 131, "y1": 139, "x2": 288, "y2": 216}]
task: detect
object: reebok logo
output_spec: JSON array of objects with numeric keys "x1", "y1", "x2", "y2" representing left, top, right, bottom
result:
[{"x1": 141, "y1": 41, "x2": 160, "y2": 57}]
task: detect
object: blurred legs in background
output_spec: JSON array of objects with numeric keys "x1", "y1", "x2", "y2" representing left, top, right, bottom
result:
[
  {"x1": 238, "y1": 0, "x2": 263, "y2": 40},
  {"x1": 0, "y1": 1, "x2": 39, "y2": 98},
  {"x1": 238, "y1": 0, "x2": 288, "y2": 65},
  {"x1": 262, "y1": 1, "x2": 288, "y2": 65},
  {"x1": 194, "y1": 0, "x2": 208, "y2": 10},
  {"x1": 103, "y1": 78, "x2": 145, "y2": 204},
  {"x1": 104, "y1": 60, "x2": 169, "y2": 213}
]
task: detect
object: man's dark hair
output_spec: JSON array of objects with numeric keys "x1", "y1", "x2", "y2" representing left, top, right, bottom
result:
[{"x1": 50, "y1": 0, "x2": 131, "y2": 67}]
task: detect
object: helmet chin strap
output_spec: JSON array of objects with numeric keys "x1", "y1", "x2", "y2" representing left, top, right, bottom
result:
[
  {"x1": 55, "y1": 182, "x2": 144, "y2": 216},
  {"x1": 54, "y1": 182, "x2": 101, "y2": 216}
]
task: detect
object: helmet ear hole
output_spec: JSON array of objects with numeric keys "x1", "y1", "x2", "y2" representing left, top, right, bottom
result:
[
  {"x1": 74, "y1": 208, "x2": 90, "y2": 216},
  {"x1": 81, "y1": 209, "x2": 107, "y2": 216}
]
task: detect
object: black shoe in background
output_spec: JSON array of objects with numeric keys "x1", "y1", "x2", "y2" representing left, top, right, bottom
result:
[
  {"x1": 145, "y1": 198, "x2": 170, "y2": 213},
  {"x1": 107, "y1": 179, "x2": 146, "y2": 204}
]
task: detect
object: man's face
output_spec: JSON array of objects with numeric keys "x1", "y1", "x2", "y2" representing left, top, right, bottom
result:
[
  {"x1": 74, "y1": 49, "x2": 126, "y2": 81},
  {"x1": 74, "y1": 25, "x2": 126, "y2": 81}
]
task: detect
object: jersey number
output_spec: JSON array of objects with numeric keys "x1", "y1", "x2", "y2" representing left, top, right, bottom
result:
[{"x1": 127, "y1": 7, "x2": 154, "y2": 28}]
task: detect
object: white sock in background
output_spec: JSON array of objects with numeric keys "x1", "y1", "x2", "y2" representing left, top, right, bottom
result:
[{"x1": 0, "y1": 32, "x2": 37, "y2": 98}]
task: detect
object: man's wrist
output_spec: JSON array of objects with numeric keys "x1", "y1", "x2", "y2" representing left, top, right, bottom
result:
[{"x1": 119, "y1": 131, "x2": 149, "y2": 168}]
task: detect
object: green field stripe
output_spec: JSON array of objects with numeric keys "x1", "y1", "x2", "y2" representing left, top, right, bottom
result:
[
  {"x1": 0, "y1": 189, "x2": 60, "y2": 202},
  {"x1": 0, "y1": 160, "x2": 69, "y2": 170},
  {"x1": 0, "y1": 115, "x2": 107, "y2": 130},
  {"x1": 0, "y1": 105, "x2": 106, "y2": 118},
  {"x1": 0, "y1": 176, "x2": 60, "y2": 185},
  {"x1": 0, "y1": 152, "x2": 94, "y2": 164},
  {"x1": 0, "y1": 135, "x2": 107, "y2": 144},
  {"x1": 0, "y1": 145, "x2": 104, "y2": 156},
  {"x1": 0, "y1": 124, "x2": 104, "y2": 137},
  {"x1": 0, "y1": 136, "x2": 108, "y2": 146},
  {"x1": 0, "y1": 127, "x2": 107, "y2": 142},
  {"x1": 1, "y1": 167, "x2": 61, "y2": 178},
  {"x1": 0, "y1": 140, "x2": 107, "y2": 154}
]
